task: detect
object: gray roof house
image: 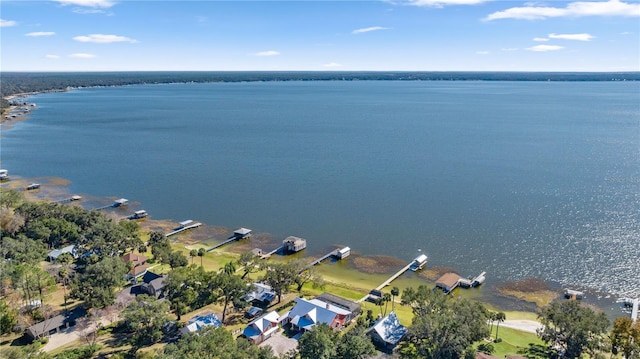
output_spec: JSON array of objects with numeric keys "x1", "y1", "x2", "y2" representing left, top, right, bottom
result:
[
  {"x1": 141, "y1": 271, "x2": 167, "y2": 297},
  {"x1": 366, "y1": 311, "x2": 408, "y2": 352},
  {"x1": 26, "y1": 307, "x2": 86, "y2": 341},
  {"x1": 47, "y1": 245, "x2": 76, "y2": 261}
]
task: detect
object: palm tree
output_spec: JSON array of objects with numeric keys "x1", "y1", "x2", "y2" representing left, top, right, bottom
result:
[
  {"x1": 197, "y1": 248, "x2": 205, "y2": 267},
  {"x1": 494, "y1": 312, "x2": 506, "y2": 341},
  {"x1": 189, "y1": 249, "x2": 197, "y2": 265},
  {"x1": 488, "y1": 311, "x2": 497, "y2": 338},
  {"x1": 391, "y1": 287, "x2": 400, "y2": 312},
  {"x1": 382, "y1": 293, "x2": 392, "y2": 316},
  {"x1": 58, "y1": 266, "x2": 69, "y2": 314}
]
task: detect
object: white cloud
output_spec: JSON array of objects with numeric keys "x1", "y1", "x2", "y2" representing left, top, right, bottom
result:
[
  {"x1": 45, "y1": 54, "x2": 60, "y2": 59},
  {"x1": 526, "y1": 45, "x2": 565, "y2": 52},
  {"x1": 72, "y1": 8, "x2": 111, "y2": 14},
  {"x1": 352, "y1": 26, "x2": 390, "y2": 34},
  {"x1": 533, "y1": 37, "x2": 549, "y2": 42},
  {"x1": 620, "y1": 31, "x2": 632, "y2": 35},
  {"x1": 254, "y1": 50, "x2": 280, "y2": 56},
  {"x1": 54, "y1": 0, "x2": 116, "y2": 8},
  {"x1": 406, "y1": 0, "x2": 489, "y2": 7},
  {"x1": 484, "y1": 0, "x2": 640, "y2": 21},
  {"x1": 0, "y1": 19, "x2": 17, "y2": 27},
  {"x1": 549, "y1": 33, "x2": 595, "y2": 41},
  {"x1": 73, "y1": 34, "x2": 138, "y2": 43},
  {"x1": 25, "y1": 31, "x2": 56, "y2": 37},
  {"x1": 323, "y1": 62, "x2": 343, "y2": 68},
  {"x1": 476, "y1": 51, "x2": 490, "y2": 55},
  {"x1": 69, "y1": 53, "x2": 96, "y2": 58}
]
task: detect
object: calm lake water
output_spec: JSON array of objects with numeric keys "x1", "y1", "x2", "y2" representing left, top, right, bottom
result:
[{"x1": 2, "y1": 81, "x2": 639, "y2": 298}]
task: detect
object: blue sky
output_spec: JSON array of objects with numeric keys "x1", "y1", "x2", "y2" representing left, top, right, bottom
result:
[{"x1": 1, "y1": 0, "x2": 639, "y2": 71}]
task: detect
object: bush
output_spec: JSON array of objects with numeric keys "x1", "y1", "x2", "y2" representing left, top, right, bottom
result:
[{"x1": 494, "y1": 337, "x2": 502, "y2": 343}]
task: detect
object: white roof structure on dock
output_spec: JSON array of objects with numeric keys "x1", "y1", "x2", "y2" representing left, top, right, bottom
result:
[
  {"x1": 235, "y1": 228, "x2": 252, "y2": 235},
  {"x1": 179, "y1": 220, "x2": 194, "y2": 227}
]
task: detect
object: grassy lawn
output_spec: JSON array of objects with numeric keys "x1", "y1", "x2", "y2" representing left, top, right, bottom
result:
[{"x1": 478, "y1": 326, "x2": 543, "y2": 358}]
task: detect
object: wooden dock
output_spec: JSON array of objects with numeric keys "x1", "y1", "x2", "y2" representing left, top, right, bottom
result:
[
  {"x1": 166, "y1": 222, "x2": 202, "y2": 237},
  {"x1": 55, "y1": 195, "x2": 82, "y2": 204},
  {"x1": 300, "y1": 249, "x2": 339, "y2": 273},
  {"x1": 358, "y1": 260, "x2": 414, "y2": 302},
  {"x1": 632, "y1": 298, "x2": 639, "y2": 322},
  {"x1": 260, "y1": 246, "x2": 283, "y2": 259},
  {"x1": 205, "y1": 237, "x2": 236, "y2": 252}
]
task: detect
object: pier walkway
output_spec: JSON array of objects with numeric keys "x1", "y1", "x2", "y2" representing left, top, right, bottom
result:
[
  {"x1": 205, "y1": 237, "x2": 236, "y2": 252},
  {"x1": 55, "y1": 195, "x2": 82, "y2": 204},
  {"x1": 632, "y1": 298, "x2": 639, "y2": 322},
  {"x1": 358, "y1": 261, "x2": 414, "y2": 302},
  {"x1": 300, "y1": 249, "x2": 339, "y2": 273},
  {"x1": 166, "y1": 222, "x2": 202, "y2": 237},
  {"x1": 260, "y1": 246, "x2": 283, "y2": 259}
]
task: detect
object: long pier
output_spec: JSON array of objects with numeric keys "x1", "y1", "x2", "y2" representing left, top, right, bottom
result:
[
  {"x1": 632, "y1": 298, "x2": 639, "y2": 322},
  {"x1": 206, "y1": 237, "x2": 236, "y2": 252},
  {"x1": 166, "y1": 222, "x2": 202, "y2": 237},
  {"x1": 260, "y1": 246, "x2": 283, "y2": 259},
  {"x1": 300, "y1": 249, "x2": 339, "y2": 273},
  {"x1": 55, "y1": 195, "x2": 82, "y2": 204}
]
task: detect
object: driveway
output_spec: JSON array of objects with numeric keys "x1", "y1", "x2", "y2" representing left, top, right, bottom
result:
[{"x1": 259, "y1": 330, "x2": 298, "y2": 356}]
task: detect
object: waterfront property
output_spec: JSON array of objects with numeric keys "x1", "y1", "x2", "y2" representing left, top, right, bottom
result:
[
  {"x1": 243, "y1": 282, "x2": 277, "y2": 306},
  {"x1": 242, "y1": 311, "x2": 280, "y2": 344},
  {"x1": 366, "y1": 311, "x2": 407, "y2": 352},
  {"x1": 280, "y1": 294, "x2": 360, "y2": 332},
  {"x1": 283, "y1": 236, "x2": 307, "y2": 253},
  {"x1": 141, "y1": 271, "x2": 167, "y2": 298}
]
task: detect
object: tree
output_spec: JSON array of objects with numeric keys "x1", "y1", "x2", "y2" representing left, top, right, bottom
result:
[
  {"x1": 494, "y1": 311, "x2": 506, "y2": 341},
  {"x1": 70, "y1": 256, "x2": 128, "y2": 309},
  {"x1": 610, "y1": 316, "x2": 640, "y2": 359},
  {"x1": 477, "y1": 343, "x2": 495, "y2": 355},
  {"x1": 298, "y1": 323, "x2": 339, "y2": 359},
  {"x1": 237, "y1": 250, "x2": 261, "y2": 279},
  {"x1": 0, "y1": 298, "x2": 18, "y2": 335},
  {"x1": 214, "y1": 271, "x2": 249, "y2": 323},
  {"x1": 168, "y1": 251, "x2": 188, "y2": 269},
  {"x1": 335, "y1": 325, "x2": 377, "y2": 359},
  {"x1": 291, "y1": 259, "x2": 324, "y2": 292},
  {"x1": 391, "y1": 286, "x2": 400, "y2": 312},
  {"x1": 260, "y1": 261, "x2": 297, "y2": 303},
  {"x1": 189, "y1": 249, "x2": 197, "y2": 265},
  {"x1": 160, "y1": 326, "x2": 276, "y2": 359},
  {"x1": 399, "y1": 285, "x2": 490, "y2": 359},
  {"x1": 121, "y1": 294, "x2": 170, "y2": 348},
  {"x1": 537, "y1": 300, "x2": 610, "y2": 359},
  {"x1": 197, "y1": 248, "x2": 205, "y2": 267}
]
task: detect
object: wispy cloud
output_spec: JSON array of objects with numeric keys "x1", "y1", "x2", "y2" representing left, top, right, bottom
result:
[
  {"x1": 501, "y1": 48, "x2": 519, "y2": 51},
  {"x1": 0, "y1": 19, "x2": 17, "y2": 27},
  {"x1": 476, "y1": 50, "x2": 489, "y2": 55},
  {"x1": 526, "y1": 45, "x2": 565, "y2": 52},
  {"x1": 73, "y1": 34, "x2": 138, "y2": 43},
  {"x1": 406, "y1": 0, "x2": 489, "y2": 8},
  {"x1": 533, "y1": 37, "x2": 549, "y2": 42},
  {"x1": 69, "y1": 53, "x2": 96, "y2": 58},
  {"x1": 323, "y1": 62, "x2": 343, "y2": 68},
  {"x1": 484, "y1": 0, "x2": 640, "y2": 21},
  {"x1": 352, "y1": 26, "x2": 390, "y2": 34},
  {"x1": 254, "y1": 50, "x2": 280, "y2": 56},
  {"x1": 54, "y1": 0, "x2": 116, "y2": 8},
  {"x1": 549, "y1": 33, "x2": 595, "y2": 41},
  {"x1": 72, "y1": 8, "x2": 112, "y2": 15},
  {"x1": 25, "y1": 31, "x2": 56, "y2": 37},
  {"x1": 45, "y1": 54, "x2": 60, "y2": 59}
]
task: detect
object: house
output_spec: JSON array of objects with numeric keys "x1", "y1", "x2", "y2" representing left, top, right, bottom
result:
[
  {"x1": 121, "y1": 253, "x2": 149, "y2": 281},
  {"x1": 243, "y1": 282, "x2": 276, "y2": 305},
  {"x1": 230, "y1": 227, "x2": 252, "y2": 240},
  {"x1": 283, "y1": 236, "x2": 307, "y2": 253},
  {"x1": 26, "y1": 307, "x2": 86, "y2": 341},
  {"x1": 315, "y1": 292, "x2": 361, "y2": 319},
  {"x1": 366, "y1": 312, "x2": 408, "y2": 352},
  {"x1": 435, "y1": 273, "x2": 462, "y2": 294},
  {"x1": 280, "y1": 296, "x2": 355, "y2": 332},
  {"x1": 141, "y1": 271, "x2": 167, "y2": 297},
  {"x1": 242, "y1": 311, "x2": 280, "y2": 344},
  {"x1": 47, "y1": 245, "x2": 76, "y2": 261},
  {"x1": 180, "y1": 313, "x2": 222, "y2": 335}
]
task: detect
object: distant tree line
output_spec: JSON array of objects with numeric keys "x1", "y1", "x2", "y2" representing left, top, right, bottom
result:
[{"x1": 2, "y1": 71, "x2": 639, "y2": 112}]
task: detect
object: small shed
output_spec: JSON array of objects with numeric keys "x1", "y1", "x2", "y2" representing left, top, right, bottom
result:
[
  {"x1": 70, "y1": 195, "x2": 82, "y2": 201},
  {"x1": 336, "y1": 247, "x2": 351, "y2": 259},
  {"x1": 0, "y1": 169, "x2": 8, "y2": 180},
  {"x1": 26, "y1": 183, "x2": 41, "y2": 190},
  {"x1": 232, "y1": 228, "x2": 252, "y2": 240},
  {"x1": 283, "y1": 236, "x2": 307, "y2": 253},
  {"x1": 436, "y1": 273, "x2": 462, "y2": 294},
  {"x1": 564, "y1": 289, "x2": 584, "y2": 300},
  {"x1": 131, "y1": 210, "x2": 148, "y2": 219},
  {"x1": 366, "y1": 312, "x2": 407, "y2": 352}
]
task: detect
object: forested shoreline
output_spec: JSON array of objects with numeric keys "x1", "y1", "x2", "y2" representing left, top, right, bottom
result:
[{"x1": 2, "y1": 71, "x2": 638, "y2": 112}]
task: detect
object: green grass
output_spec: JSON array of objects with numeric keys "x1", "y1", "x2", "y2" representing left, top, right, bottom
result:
[{"x1": 479, "y1": 326, "x2": 543, "y2": 358}]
